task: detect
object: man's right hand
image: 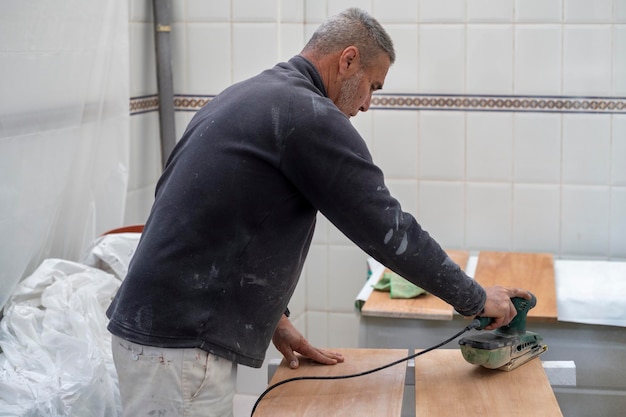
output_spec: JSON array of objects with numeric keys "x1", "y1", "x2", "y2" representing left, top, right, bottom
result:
[{"x1": 480, "y1": 286, "x2": 531, "y2": 330}]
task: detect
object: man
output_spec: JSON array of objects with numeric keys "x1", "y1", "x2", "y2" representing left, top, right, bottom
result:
[{"x1": 107, "y1": 8, "x2": 529, "y2": 417}]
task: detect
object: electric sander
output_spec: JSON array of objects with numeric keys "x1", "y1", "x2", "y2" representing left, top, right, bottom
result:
[{"x1": 458, "y1": 292, "x2": 548, "y2": 371}]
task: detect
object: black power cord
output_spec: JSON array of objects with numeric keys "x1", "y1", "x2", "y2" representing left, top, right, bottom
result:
[{"x1": 250, "y1": 318, "x2": 483, "y2": 416}]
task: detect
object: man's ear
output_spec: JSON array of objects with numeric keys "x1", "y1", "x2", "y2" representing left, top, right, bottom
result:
[{"x1": 339, "y1": 46, "x2": 360, "y2": 76}]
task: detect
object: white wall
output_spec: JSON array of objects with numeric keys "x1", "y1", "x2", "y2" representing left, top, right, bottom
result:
[{"x1": 127, "y1": 0, "x2": 626, "y2": 397}]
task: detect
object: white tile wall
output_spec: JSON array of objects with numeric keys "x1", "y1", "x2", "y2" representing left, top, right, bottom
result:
[
  {"x1": 327, "y1": 246, "x2": 369, "y2": 312},
  {"x1": 372, "y1": 110, "x2": 419, "y2": 178},
  {"x1": 303, "y1": 22, "x2": 318, "y2": 45},
  {"x1": 129, "y1": 22, "x2": 157, "y2": 97},
  {"x1": 278, "y1": 23, "x2": 306, "y2": 61},
  {"x1": 175, "y1": 111, "x2": 195, "y2": 140},
  {"x1": 306, "y1": 311, "x2": 329, "y2": 347},
  {"x1": 466, "y1": 112, "x2": 513, "y2": 181},
  {"x1": 128, "y1": 112, "x2": 162, "y2": 191},
  {"x1": 129, "y1": 0, "x2": 152, "y2": 22},
  {"x1": 618, "y1": 0, "x2": 626, "y2": 22},
  {"x1": 420, "y1": 0, "x2": 466, "y2": 22},
  {"x1": 563, "y1": 25, "x2": 612, "y2": 96},
  {"x1": 383, "y1": 24, "x2": 419, "y2": 93},
  {"x1": 373, "y1": 0, "x2": 419, "y2": 23},
  {"x1": 561, "y1": 186, "x2": 610, "y2": 257},
  {"x1": 514, "y1": 25, "x2": 561, "y2": 95},
  {"x1": 170, "y1": 0, "x2": 185, "y2": 22},
  {"x1": 122, "y1": 1, "x2": 626, "y2": 404},
  {"x1": 291, "y1": 268, "x2": 307, "y2": 317},
  {"x1": 232, "y1": 23, "x2": 278, "y2": 83},
  {"x1": 187, "y1": 0, "x2": 231, "y2": 21},
  {"x1": 564, "y1": 0, "x2": 613, "y2": 23},
  {"x1": 467, "y1": 0, "x2": 514, "y2": 23},
  {"x1": 514, "y1": 0, "x2": 562, "y2": 23},
  {"x1": 418, "y1": 180, "x2": 466, "y2": 248},
  {"x1": 613, "y1": 116, "x2": 626, "y2": 185},
  {"x1": 305, "y1": 245, "x2": 328, "y2": 311},
  {"x1": 186, "y1": 23, "x2": 232, "y2": 93},
  {"x1": 387, "y1": 180, "x2": 419, "y2": 216},
  {"x1": 311, "y1": 212, "x2": 330, "y2": 244},
  {"x1": 304, "y1": 1, "x2": 326, "y2": 23},
  {"x1": 123, "y1": 186, "x2": 155, "y2": 226},
  {"x1": 328, "y1": 0, "x2": 372, "y2": 16},
  {"x1": 466, "y1": 183, "x2": 513, "y2": 249},
  {"x1": 419, "y1": 24, "x2": 465, "y2": 93},
  {"x1": 327, "y1": 312, "x2": 360, "y2": 348},
  {"x1": 513, "y1": 113, "x2": 561, "y2": 183},
  {"x1": 611, "y1": 188, "x2": 626, "y2": 258},
  {"x1": 467, "y1": 25, "x2": 514, "y2": 93},
  {"x1": 562, "y1": 114, "x2": 611, "y2": 185},
  {"x1": 233, "y1": 0, "x2": 277, "y2": 21},
  {"x1": 615, "y1": 25, "x2": 626, "y2": 96},
  {"x1": 171, "y1": 23, "x2": 187, "y2": 93},
  {"x1": 419, "y1": 111, "x2": 465, "y2": 180},
  {"x1": 279, "y1": 0, "x2": 304, "y2": 22},
  {"x1": 513, "y1": 184, "x2": 560, "y2": 253}
]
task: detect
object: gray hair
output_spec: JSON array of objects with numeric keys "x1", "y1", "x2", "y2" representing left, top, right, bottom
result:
[{"x1": 302, "y1": 8, "x2": 396, "y2": 67}]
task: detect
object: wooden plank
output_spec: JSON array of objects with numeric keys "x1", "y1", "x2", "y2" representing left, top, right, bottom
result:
[
  {"x1": 361, "y1": 250, "x2": 469, "y2": 320},
  {"x1": 473, "y1": 251, "x2": 558, "y2": 321},
  {"x1": 254, "y1": 348, "x2": 408, "y2": 417},
  {"x1": 414, "y1": 350, "x2": 563, "y2": 417},
  {"x1": 361, "y1": 288, "x2": 453, "y2": 320}
]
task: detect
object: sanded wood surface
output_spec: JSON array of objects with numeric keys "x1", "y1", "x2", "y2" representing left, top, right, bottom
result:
[
  {"x1": 253, "y1": 349, "x2": 408, "y2": 417},
  {"x1": 414, "y1": 350, "x2": 563, "y2": 417},
  {"x1": 473, "y1": 251, "x2": 558, "y2": 321},
  {"x1": 361, "y1": 250, "x2": 469, "y2": 320}
]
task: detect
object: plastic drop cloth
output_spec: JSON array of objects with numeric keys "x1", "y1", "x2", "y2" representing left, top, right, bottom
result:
[{"x1": 0, "y1": 233, "x2": 141, "y2": 417}]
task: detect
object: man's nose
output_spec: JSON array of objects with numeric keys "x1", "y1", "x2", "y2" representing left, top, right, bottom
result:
[{"x1": 360, "y1": 93, "x2": 373, "y2": 113}]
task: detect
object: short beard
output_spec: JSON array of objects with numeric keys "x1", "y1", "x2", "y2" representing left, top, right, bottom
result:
[{"x1": 336, "y1": 69, "x2": 364, "y2": 116}]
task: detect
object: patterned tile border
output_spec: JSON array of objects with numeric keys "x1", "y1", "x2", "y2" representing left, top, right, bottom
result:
[
  {"x1": 371, "y1": 94, "x2": 626, "y2": 114},
  {"x1": 174, "y1": 94, "x2": 213, "y2": 112},
  {"x1": 129, "y1": 95, "x2": 159, "y2": 114},
  {"x1": 130, "y1": 93, "x2": 626, "y2": 115}
]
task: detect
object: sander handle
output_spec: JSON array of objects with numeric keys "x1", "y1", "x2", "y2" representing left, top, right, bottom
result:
[
  {"x1": 471, "y1": 316, "x2": 493, "y2": 330},
  {"x1": 471, "y1": 292, "x2": 537, "y2": 332}
]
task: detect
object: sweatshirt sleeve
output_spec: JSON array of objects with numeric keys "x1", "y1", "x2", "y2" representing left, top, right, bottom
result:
[{"x1": 280, "y1": 96, "x2": 486, "y2": 316}]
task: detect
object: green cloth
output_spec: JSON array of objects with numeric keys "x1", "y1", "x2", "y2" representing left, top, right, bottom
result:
[{"x1": 373, "y1": 270, "x2": 427, "y2": 299}]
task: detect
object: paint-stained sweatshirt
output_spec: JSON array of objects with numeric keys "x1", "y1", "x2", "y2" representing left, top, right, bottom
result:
[{"x1": 106, "y1": 55, "x2": 486, "y2": 368}]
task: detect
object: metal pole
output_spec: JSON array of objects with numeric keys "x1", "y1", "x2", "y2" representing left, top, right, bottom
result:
[{"x1": 152, "y1": 0, "x2": 176, "y2": 169}]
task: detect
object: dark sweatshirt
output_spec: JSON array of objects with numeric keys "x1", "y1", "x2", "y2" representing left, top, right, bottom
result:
[{"x1": 106, "y1": 55, "x2": 485, "y2": 368}]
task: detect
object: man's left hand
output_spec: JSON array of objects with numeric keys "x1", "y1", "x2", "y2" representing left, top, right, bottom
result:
[{"x1": 272, "y1": 314, "x2": 344, "y2": 369}]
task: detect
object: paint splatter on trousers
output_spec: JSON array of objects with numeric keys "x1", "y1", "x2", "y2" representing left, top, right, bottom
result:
[{"x1": 111, "y1": 335, "x2": 237, "y2": 417}]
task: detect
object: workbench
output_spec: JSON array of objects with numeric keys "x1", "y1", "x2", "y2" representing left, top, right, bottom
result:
[
  {"x1": 259, "y1": 348, "x2": 562, "y2": 417},
  {"x1": 356, "y1": 251, "x2": 626, "y2": 417}
]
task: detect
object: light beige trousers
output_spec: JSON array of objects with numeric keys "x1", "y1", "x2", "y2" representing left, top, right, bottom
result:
[{"x1": 111, "y1": 335, "x2": 237, "y2": 417}]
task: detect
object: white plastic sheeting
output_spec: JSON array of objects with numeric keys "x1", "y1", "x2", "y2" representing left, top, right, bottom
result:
[
  {"x1": 0, "y1": 233, "x2": 140, "y2": 416},
  {"x1": 81, "y1": 233, "x2": 141, "y2": 282},
  {"x1": 555, "y1": 260, "x2": 626, "y2": 327},
  {"x1": 0, "y1": 0, "x2": 130, "y2": 311}
]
